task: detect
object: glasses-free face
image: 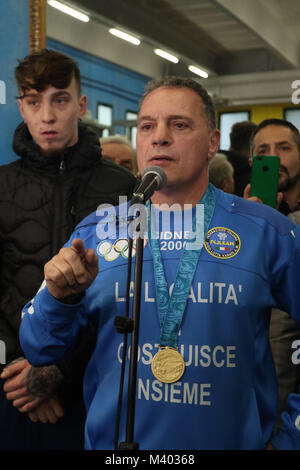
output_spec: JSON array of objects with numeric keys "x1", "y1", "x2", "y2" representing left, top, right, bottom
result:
[
  {"x1": 252, "y1": 125, "x2": 300, "y2": 192},
  {"x1": 136, "y1": 86, "x2": 220, "y2": 202},
  {"x1": 18, "y1": 77, "x2": 87, "y2": 156}
]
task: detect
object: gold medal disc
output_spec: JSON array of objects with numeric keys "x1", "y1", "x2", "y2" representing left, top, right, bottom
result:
[{"x1": 151, "y1": 347, "x2": 185, "y2": 383}]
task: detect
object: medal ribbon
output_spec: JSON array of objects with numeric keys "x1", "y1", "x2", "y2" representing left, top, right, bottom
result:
[{"x1": 147, "y1": 184, "x2": 215, "y2": 349}]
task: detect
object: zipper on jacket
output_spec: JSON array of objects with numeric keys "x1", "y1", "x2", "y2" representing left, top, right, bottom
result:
[
  {"x1": 70, "y1": 205, "x2": 76, "y2": 227},
  {"x1": 59, "y1": 160, "x2": 66, "y2": 173},
  {"x1": 51, "y1": 160, "x2": 68, "y2": 255}
]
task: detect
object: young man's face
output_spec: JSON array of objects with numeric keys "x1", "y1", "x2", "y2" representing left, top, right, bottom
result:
[
  {"x1": 252, "y1": 125, "x2": 300, "y2": 192},
  {"x1": 18, "y1": 77, "x2": 87, "y2": 156},
  {"x1": 136, "y1": 86, "x2": 219, "y2": 193}
]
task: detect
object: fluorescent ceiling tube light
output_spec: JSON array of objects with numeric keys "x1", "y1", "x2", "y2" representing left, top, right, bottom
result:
[
  {"x1": 154, "y1": 49, "x2": 179, "y2": 64},
  {"x1": 47, "y1": 0, "x2": 89, "y2": 22},
  {"x1": 109, "y1": 28, "x2": 141, "y2": 45},
  {"x1": 188, "y1": 65, "x2": 208, "y2": 78}
]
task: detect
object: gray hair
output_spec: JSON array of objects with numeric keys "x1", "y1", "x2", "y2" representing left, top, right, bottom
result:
[
  {"x1": 209, "y1": 153, "x2": 234, "y2": 188},
  {"x1": 100, "y1": 134, "x2": 133, "y2": 150},
  {"x1": 138, "y1": 76, "x2": 216, "y2": 130}
]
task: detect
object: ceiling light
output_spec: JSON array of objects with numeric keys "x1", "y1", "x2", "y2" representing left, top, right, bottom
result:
[
  {"x1": 188, "y1": 65, "x2": 208, "y2": 79},
  {"x1": 154, "y1": 49, "x2": 179, "y2": 64},
  {"x1": 109, "y1": 28, "x2": 141, "y2": 45},
  {"x1": 47, "y1": 1, "x2": 89, "y2": 22}
]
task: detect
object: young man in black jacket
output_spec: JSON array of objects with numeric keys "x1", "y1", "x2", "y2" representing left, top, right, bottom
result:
[{"x1": 0, "y1": 49, "x2": 136, "y2": 449}]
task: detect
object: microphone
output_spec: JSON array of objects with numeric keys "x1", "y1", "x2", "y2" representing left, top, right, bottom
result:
[{"x1": 130, "y1": 166, "x2": 166, "y2": 205}]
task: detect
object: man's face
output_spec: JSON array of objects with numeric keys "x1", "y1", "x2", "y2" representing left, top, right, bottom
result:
[
  {"x1": 101, "y1": 142, "x2": 135, "y2": 173},
  {"x1": 18, "y1": 77, "x2": 87, "y2": 156},
  {"x1": 136, "y1": 86, "x2": 220, "y2": 193},
  {"x1": 252, "y1": 125, "x2": 300, "y2": 192}
]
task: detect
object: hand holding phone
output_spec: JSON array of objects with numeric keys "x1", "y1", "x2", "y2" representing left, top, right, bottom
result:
[{"x1": 249, "y1": 155, "x2": 280, "y2": 208}]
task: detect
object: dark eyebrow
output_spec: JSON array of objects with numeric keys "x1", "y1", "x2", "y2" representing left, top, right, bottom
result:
[
  {"x1": 19, "y1": 90, "x2": 71, "y2": 100},
  {"x1": 276, "y1": 140, "x2": 292, "y2": 145},
  {"x1": 257, "y1": 140, "x2": 291, "y2": 148},
  {"x1": 18, "y1": 92, "x2": 40, "y2": 100},
  {"x1": 168, "y1": 115, "x2": 193, "y2": 121},
  {"x1": 137, "y1": 115, "x2": 155, "y2": 123},
  {"x1": 138, "y1": 114, "x2": 193, "y2": 123},
  {"x1": 52, "y1": 91, "x2": 71, "y2": 98},
  {"x1": 255, "y1": 143, "x2": 267, "y2": 149}
]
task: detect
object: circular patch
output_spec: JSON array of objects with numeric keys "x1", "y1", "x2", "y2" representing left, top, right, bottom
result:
[{"x1": 204, "y1": 227, "x2": 240, "y2": 259}]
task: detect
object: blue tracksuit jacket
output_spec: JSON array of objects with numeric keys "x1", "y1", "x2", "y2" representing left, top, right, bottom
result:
[{"x1": 20, "y1": 185, "x2": 300, "y2": 449}]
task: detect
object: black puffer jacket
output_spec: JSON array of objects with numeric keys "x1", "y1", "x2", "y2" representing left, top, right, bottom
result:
[{"x1": 0, "y1": 122, "x2": 136, "y2": 369}]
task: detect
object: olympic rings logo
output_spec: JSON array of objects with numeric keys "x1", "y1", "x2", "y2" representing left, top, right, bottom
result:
[{"x1": 97, "y1": 237, "x2": 148, "y2": 261}]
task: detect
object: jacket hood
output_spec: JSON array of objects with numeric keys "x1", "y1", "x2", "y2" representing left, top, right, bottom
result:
[{"x1": 12, "y1": 121, "x2": 102, "y2": 172}]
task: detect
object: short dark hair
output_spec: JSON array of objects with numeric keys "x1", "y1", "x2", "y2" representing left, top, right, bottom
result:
[
  {"x1": 138, "y1": 76, "x2": 216, "y2": 130},
  {"x1": 15, "y1": 49, "x2": 82, "y2": 98},
  {"x1": 250, "y1": 118, "x2": 300, "y2": 155},
  {"x1": 230, "y1": 121, "x2": 257, "y2": 154}
]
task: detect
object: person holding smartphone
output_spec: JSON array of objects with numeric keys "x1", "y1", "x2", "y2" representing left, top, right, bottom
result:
[{"x1": 245, "y1": 118, "x2": 300, "y2": 432}]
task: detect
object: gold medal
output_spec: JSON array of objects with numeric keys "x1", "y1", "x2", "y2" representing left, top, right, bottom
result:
[{"x1": 151, "y1": 347, "x2": 185, "y2": 383}]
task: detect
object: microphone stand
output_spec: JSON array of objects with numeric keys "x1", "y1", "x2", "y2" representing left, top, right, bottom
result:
[
  {"x1": 114, "y1": 206, "x2": 145, "y2": 451},
  {"x1": 114, "y1": 170, "x2": 166, "y2": 450}
]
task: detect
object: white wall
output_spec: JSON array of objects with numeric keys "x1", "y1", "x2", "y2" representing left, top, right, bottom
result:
[{"x1": 203, "y1": 69, "x2": 300, "y2": 105}]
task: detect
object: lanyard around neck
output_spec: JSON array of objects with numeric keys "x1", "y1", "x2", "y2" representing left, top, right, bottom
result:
[{"x1": 147, "y1": 184, "x2": 215, "y2": 348}]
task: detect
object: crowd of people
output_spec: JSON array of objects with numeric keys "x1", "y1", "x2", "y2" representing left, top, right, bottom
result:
[{"x1": 0, "y1": 48, "x2": 300, "y2": 451}]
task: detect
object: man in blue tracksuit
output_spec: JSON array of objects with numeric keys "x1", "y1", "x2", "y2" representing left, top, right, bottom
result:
[{"x1": 18, "y1": 77, "x2": 300, "y2": 449}]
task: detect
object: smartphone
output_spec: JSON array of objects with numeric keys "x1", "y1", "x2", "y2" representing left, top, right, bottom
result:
[{"x1": 250, "y1": 155, "x2": 280, "y2": 208}]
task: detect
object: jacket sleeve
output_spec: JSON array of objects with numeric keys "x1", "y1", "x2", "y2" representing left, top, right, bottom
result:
[
  {"x1": 19, "y1": 225, "x2": 97, "y2": 402},
  {"x1": 270, "y1": 225, "x2": 300, "y2": 449},
  {"x1": 272, "y1": 391, "x2": 300, "y2": 449},
  {"x1": 0, "y1": 242, "x2": 24, "y2": 368},
  {"x1": 19, "y1": 283, "x2": 87, "y2": 367},
  {"x1": 54, "y1": 318, "x2": 97, "y2": 402}
]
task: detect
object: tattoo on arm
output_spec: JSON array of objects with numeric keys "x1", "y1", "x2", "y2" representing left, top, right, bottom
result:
[{"x1": 26, "y1": 365, "x2": 64, "y2": 398}]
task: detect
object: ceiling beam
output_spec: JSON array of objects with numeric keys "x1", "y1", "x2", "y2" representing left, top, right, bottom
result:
[
  {"x1": 76, "y1": 0, "x2": 224, "y2": 73},
  {"x1": 214, "y1": 0, "x2": 299, "y2": 68}
]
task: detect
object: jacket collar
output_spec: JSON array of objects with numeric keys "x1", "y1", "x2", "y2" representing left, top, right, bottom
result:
[{"x1": 12, "y1": 121, "x2": 102, "y2": 173}]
